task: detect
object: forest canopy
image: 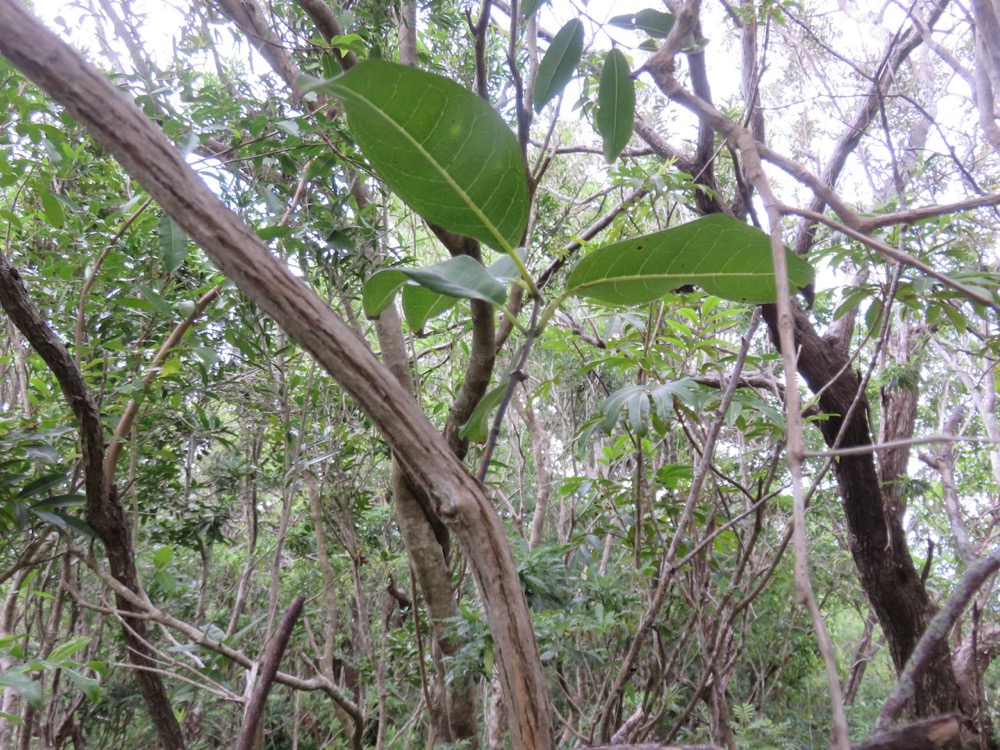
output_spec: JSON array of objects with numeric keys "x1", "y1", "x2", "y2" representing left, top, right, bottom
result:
[{"x1": 0, "y1": 0, "x2": 999, "y2": 748}]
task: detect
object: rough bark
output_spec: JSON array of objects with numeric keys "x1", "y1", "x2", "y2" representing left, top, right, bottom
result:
[
  {"x1": 0, "y1": 5, "x2": 554, "y2": 747},
  {"x1": 761, "y1": 303, "x2": 961, "y2": 718}
]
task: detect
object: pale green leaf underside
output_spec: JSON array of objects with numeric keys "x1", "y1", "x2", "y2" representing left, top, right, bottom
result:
[
  {"x1": 567, "y1": 214, "x2": 814, "y2": 305},
  {"x1": 595, "y1": 48, "x2": 635, "y2": 163},
  {"x1": 365, "y1": 252, "x2": 523, "y2": 329},
  {"x1": 364, "y1": 255, "x2": 507, "y2": 322},
  {"x1": 304, "y1": 60, "x2": 528, "y2": 254}
]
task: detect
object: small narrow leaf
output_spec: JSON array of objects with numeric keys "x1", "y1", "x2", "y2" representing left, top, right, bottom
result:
[
  {"x1": 533, "y1": 19, "x2": 585, "y2": 113},
  {"x1": 595, "y1": 49, "x2": 635, "y2": 163},
  {"x1": 601, "y1": 379, "x2": 696, "y2": 435},
  {"x1": 158, "y1": 213, "x2": 188, "y2": 273},
  {"x1": 301, "y1": 60, "x2": 528, "y2": 254},
  {"x1": 47, "y1": 636, "x2": 90, "y2": 663},
  {"x1": 18, "y1": 473, "x2": 68, "y2": 498},
  {"x1": 566, "y1": 214, "x2": 814, "y2": 305}
]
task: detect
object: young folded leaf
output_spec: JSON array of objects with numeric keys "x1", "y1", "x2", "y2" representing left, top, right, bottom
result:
[
  {"x1": 301, "y1": 60, "x2": 528, "y2": 255},
  {"x1": 363, "y1": 255, "x2": 508, "y2": 321},
  {"x1": 534, "y1": 19, "x2": 585, "y2": 112},
  {"x1": 595, "y1": 48, "x2": 635, "y2": 163},
  {"x1": 566, "y1": 214, "x2": 813, "y2": 305}
]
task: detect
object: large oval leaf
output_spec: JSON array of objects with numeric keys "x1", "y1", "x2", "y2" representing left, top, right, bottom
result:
[
  {"x1": 533, "y1": 19, "x2": 585, "y2": 113},
  {"x1": 566, "y1": 214, "x2": 814, "y2": 305},
  {"x1": 303, "y1": 60, "x2": 528, "y2": 254},
  {"x1": 595, "y1": 48, "x2": 635, "y2": 163}
]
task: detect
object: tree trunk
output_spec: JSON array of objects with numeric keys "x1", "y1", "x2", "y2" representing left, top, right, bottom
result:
[{"x1": 761, "y1": 303, "x2": 962, "y2": 717}]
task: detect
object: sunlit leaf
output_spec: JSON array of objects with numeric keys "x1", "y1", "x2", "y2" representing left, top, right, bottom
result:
[
  {"x1": 595, "y1": 48, "x2": 635, "y2": 163},
  {"x1": 47, "y1": 636, "x2": 90, "y2": 662},
  {"x1": 160, "y1": 356, "x2": 181, "y2": 378},
  {"x1": 567, "y1": 214, "x2": 813, "y2": 305},
  {"x1": 534, "y1": 19, "x2": 585, "y2": 112},
  {"x1": 301, "y1": 60, "x2": 528, "y2": 254},
  {"x1": 152, "y1": 546, "x2": 174, "y2": 570}
]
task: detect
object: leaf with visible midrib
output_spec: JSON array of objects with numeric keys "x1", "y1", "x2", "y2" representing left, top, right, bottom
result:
[
  {"x1": 595, "y1": 48, "x2": 635, "y2": 163},
  {"x1": 158, "y1": 213, "x2": 188, "y2": 274},
  {"x1": 302, "y1": 60, "x2": 529, "y2": 255},
  {"x1": 566, "y1": 214, "x2": 814, "y2": 305},
  {"x1": 534, "y1": 19, "x2": 585, "y2": 113}
]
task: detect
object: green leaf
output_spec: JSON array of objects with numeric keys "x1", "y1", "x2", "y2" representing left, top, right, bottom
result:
[
  {"x1": 521, "y1": 0, "x2": 548, "y2": 16},
  {"x1": 152, "y1": 546, "x2": 174, "y2": 570},
  {"x1": 392, "y1": 251, "x2": 521, "y2": 330},
  {"x1": 401, "y1": 285, "x2": 459, "y2": 331},
  {"x1": 158, "y1": 213, "x2": 188, "y2": 274},
  {"x1": 459, "y1": 379, "x2": 509, "y2": 443},
  {"x1": 41, "y1": 190, "x2": 64, "y2": 228},
  {"x1": 0, "y1": 671, "x2": 41, "y2": 709},
  {"x1": 28, "y1": 494, "x2": 84, "y2": 511},
  {"x1": 47, "y1": 636, "x2": 90, "y2": 662},
  {"x1": 63, "y1": 668, "x2": 101, "y2": 703},
  {"x1": 595, "y1": 49, "x2": 635, "y2": 163},
  {"x1": 301, "y1": 60, "x2": 528, "y2": 254},
  {"x1": 363, "y1": 256, "x2": 507, "y2": 319},
  {"x1": 566, "y1": 214, "x2": 814, "y2": 305},
  {"x1": 18, "y1": 473, "x2": 68, "y2": 498},
  {"x1": 601, "y1": 379, "x2": 697, "y2": 434},
  {"x1": 608, "y1": 9, "x2": 676, "y2": 38},
  {"x1": 534, "y1": 19, "x2": 585, "y2": 113}
]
